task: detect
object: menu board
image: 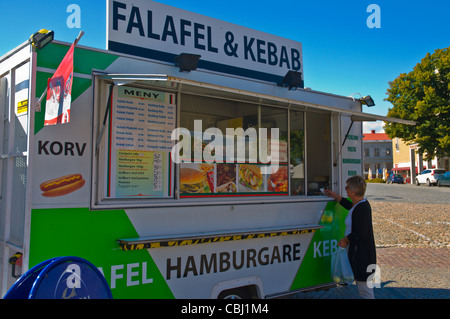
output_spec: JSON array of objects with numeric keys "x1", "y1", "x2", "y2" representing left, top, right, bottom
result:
[{"x1": 107, "y1": 86, "x2": 175, "y2": 198}]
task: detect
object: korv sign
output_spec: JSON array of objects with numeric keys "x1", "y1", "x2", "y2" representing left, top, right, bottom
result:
[{"x1": 107, "y1": 0, "x2": 303, "y2": 84}]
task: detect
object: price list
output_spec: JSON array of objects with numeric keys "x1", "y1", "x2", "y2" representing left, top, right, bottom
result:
[{"x1": 108, "y1": 86, "x2": 175, "y2": 198}]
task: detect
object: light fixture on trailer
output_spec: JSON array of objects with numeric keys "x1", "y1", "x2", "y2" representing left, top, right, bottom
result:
[
  {"x1": 175, "y1": 53, "x2": 201, "y2": 72},
  {"x1": 348, "y1": 93, "x2": 375, "y2": 107},
  {"x1": 30, "y1": 29, "x2": 54, "y2": 50},
  {"x1": 360, "y1": 95, "x2": 375, "y2": 107},
  {"x1": 279, "y1": 70, "x2": 304, "y2": 90}
]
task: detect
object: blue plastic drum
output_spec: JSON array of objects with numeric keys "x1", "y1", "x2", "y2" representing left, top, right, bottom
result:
[
  {"x1": 4, "y1": 257, "x2": 112, "y2": 299},
  {"x1": 3, "y1": 258, "x2": 58, "y2": 299}
]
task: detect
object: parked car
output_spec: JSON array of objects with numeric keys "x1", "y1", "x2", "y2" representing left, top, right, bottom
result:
[
  {"x1": 415, "y1": 168, "x2": 446, "y2": 186},
  {"x1": 437, "y1": 171, "x2": 450, "y2": 187},
  {"x1": 386, "y1": 173, "x2": 404, "y2": 184}
]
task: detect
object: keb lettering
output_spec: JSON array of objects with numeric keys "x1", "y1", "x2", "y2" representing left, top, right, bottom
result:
[{"x1": 314, "y1": 240, "x2": 338, "y2": 258}]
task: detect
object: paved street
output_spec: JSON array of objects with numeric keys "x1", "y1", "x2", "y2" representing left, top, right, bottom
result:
[
  {"x1": 365, "y1": 182, "x2": 450, "y2": 205},
  {"x1": 294, "y1": 247, "x2": 449, "y2": 299},
  {"x1": 294, "y1": 183, "x2": 450, "y2": 299}
]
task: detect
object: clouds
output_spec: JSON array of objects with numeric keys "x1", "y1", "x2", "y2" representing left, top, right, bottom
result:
[{"x1": 363, "y1": 120, "x2": 385, "y2": 133}]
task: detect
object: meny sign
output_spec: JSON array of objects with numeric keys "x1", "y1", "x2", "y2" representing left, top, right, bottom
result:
[{"x1": 107, "y1": 0, "x2": 303, "y2": 84}]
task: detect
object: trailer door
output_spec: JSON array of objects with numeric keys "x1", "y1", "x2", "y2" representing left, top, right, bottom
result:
[{"x1": 0, "y1": 59, "x2": 31, "y2": 296}]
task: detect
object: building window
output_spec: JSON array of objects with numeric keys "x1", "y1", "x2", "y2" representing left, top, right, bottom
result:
[
  {"x1": 374, "y1": 148, "x2": 380, "y2": 157},
  {"x1": 386, "y1": 147, "x2": 392, "y2": 156}
]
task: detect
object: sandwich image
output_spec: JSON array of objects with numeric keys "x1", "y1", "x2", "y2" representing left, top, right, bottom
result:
[
  {"x1": 239, "y1": 164, "x2": 263, "y2": 191},
  {"x1": 180, "y1": 167, "x2": 210, "y2": 193},
  {"x1": 216, "y1": 181, "x2": 237, "y2": 193}
]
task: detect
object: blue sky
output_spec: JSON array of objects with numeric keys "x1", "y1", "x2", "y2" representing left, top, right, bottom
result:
[{"x1": 1, "y1": 0, "x2": 449, "y2": 132}]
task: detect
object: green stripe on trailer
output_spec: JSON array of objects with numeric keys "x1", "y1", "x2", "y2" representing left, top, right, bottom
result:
[
  {"x1": 29, "y1": 208, "x2": 174, "y2": 299},
  {"x1": 36, "y1": 42, "x2": 119, "y2": 76},
  {"x1": 290, "y1": 201, "x2": 348, "y2": 289}
]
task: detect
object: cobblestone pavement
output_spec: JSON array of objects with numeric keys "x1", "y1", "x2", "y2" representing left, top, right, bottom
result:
[{"x1": 294, "y1": 200, "x2": 450, "y2": 299}]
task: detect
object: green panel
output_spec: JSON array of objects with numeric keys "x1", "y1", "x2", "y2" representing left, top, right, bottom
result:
[
  {"x1": 290, "y1": 201, "x2": 349, "y2": 289},
  {"x1": 343, "y1": 158, "x2": 361, "y2": 164},
  {"x1": 29, "y1": 208, "x2": 174, "y2": 299},
  {"x1": 37, "y1": 42, "x2": 119, "y2": 75}
]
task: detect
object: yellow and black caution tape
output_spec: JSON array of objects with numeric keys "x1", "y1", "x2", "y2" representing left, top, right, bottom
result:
[{"x1": 118, "y1": 228, "x2": 317, "y2": 251}]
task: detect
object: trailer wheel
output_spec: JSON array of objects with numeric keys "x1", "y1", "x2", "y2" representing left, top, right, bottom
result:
[{"x1": 217, "y1": 287, "x2": 253, "y2": 299}]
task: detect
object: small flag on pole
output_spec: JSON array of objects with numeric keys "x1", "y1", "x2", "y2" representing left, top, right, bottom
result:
[{"x1": 44, "y1": 31, "x2": 83, "y2": 125}]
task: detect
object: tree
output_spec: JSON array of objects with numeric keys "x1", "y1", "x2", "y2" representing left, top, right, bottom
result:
[{"x1": 384, "y1": 46, "x2": 450, "y2": 160}]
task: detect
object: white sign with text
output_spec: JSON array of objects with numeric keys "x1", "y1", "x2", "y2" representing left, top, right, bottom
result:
[{"x1": 107, "y1": 0, "x2": 303, "y2": 83}]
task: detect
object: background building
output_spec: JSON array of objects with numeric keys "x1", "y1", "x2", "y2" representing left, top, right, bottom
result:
[
  {"x1": 392, "y1": 138, "x2": 450, "y2": 183},
  {"x1": 363, "y1": 130, "x2": 393, "y2": 179}
]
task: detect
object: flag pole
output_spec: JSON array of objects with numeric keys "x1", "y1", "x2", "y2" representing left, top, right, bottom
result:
[
  {"x1": 74, "y1": 31, "x2": 85, "y2": 46},
  {"x1": 35, "y1": 31, "x2": 84, "y2": 111}
]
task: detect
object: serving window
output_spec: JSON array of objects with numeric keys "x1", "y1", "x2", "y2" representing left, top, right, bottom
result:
[
  {"x1": 92, "y1": 76, "x2": 333, "y2": 208},
  {"x1": 178, "y1": 95, "x2": 289, "y2": 197},
  {"x1": 306, "y1": 112, "x2": 331, "y2": 195}
]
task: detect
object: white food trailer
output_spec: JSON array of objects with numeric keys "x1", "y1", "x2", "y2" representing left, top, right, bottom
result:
[{"x1": 0, "y1": 0, "x2": 413, "y2": 298}]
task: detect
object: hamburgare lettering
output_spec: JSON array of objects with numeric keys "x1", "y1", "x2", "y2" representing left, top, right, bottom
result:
[{"x1": 166, "y1": 243, "x2": 301, "y2": 280}]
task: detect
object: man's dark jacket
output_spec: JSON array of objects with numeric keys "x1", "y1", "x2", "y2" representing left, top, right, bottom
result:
[{"x1": 339, "y1": 198, "x2": 377, "y2": 281}]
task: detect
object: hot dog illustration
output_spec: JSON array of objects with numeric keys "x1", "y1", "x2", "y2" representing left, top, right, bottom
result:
[{"x1": 40, "y1": 174, "x2": 85, "y2": 197}]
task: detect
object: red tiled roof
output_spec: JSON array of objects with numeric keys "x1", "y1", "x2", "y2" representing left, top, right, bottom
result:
[{"x1": 363, "y1": 132, "x2": 391, "y2": 141}]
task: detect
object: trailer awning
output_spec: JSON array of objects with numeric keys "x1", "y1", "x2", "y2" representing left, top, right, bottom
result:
[{"x1": 97, "y1": 73, "x2": 416, "y2": 126}]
